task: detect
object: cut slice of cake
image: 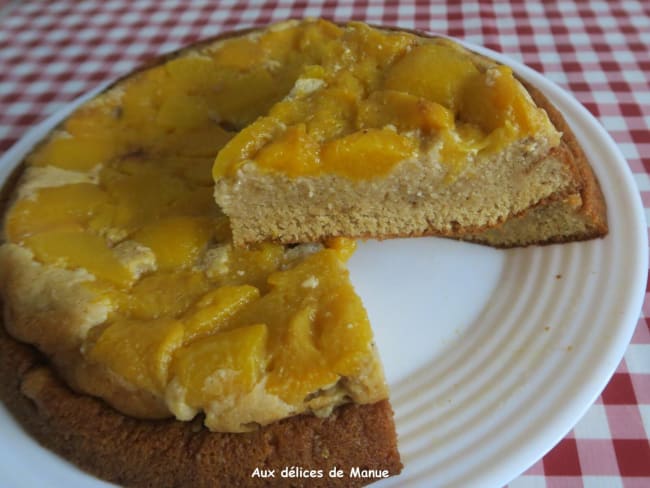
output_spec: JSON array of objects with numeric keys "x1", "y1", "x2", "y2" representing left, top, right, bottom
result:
[{"x1": 211, "y1": 20, "x2": 606, "y2": 246}]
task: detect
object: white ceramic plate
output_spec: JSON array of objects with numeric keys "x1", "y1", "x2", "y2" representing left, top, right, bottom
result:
[{"x1": 0, "y1": 41, "x2": 646, "y2": 488}]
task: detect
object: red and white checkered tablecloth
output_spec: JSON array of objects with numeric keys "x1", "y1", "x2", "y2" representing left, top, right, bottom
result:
[{"x1": 0, "y1": 0, "x2": 648, "y2": 486}]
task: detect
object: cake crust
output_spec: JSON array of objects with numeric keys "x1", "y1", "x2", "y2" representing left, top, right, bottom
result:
[{"x1": 521, "y1": 78, "x2": 608, "y2": 236}]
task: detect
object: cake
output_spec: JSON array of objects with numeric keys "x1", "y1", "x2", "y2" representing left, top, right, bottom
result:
[{"x1": 0, "y1": 18, "x2": 607, "y2": 487}]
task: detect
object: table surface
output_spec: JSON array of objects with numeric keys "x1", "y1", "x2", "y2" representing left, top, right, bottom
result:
[{"x1": 0, "y1": 0, "x2": 648, "y2": 486}]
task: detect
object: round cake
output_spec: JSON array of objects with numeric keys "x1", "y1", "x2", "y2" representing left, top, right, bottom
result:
[{"x1": 0, "y1": 18, "x2": 607, "y2": 487}]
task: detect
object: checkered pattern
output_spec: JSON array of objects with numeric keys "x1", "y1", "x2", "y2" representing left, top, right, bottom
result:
[{"x1": 0, "y1": 0, "x2": 648, "y2": 486}]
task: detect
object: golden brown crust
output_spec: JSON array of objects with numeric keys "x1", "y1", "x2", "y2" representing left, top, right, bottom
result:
[
  {"x1": 518, "y1": 78, "x2": 607, "y2": 232},
  {"x1": 0, "y1": 321, "x2": 402, "y2": 487}
]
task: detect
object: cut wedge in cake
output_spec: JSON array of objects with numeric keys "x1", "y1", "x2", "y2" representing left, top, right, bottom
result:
[{"x1": 210, "y1": 20, "x2": 606, "y2": 246}]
